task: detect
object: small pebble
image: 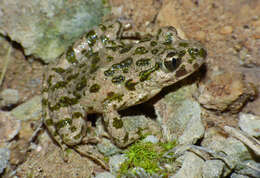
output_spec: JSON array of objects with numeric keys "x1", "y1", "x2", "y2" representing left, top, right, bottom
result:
[
  {"x1": 220, "y1": 25, "x2": 233, "y2": 35},
  {"x1": 0, "y1": 111, "x2": 21, "y2": 142},
  {"x1": 0, "y1": 89, "x2": 19, "y2": 108},
  {"x1": 253, "y1": 26, "x2": 260, "y2": 39},
  {"x1": 0, "y1": 148, "x2": 10, "y2": 174},
  {"x1": 195, "y1": 31, "x2": 206, "y2": 41}
]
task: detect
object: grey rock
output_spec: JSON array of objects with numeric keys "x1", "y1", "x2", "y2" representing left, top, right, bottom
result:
[
  {"x1": 178, "y1": 101, "x2": 205, "y2": 144},
  {"x1": 0, "y1": 148, "x2": 10, "y2": 174},
  {"x1": 173, "y1": 152, "x2": 204, "y2": 178},
  {"x1": 122, "y1": 115, "x2": 161, "y2": 145},
  {"x1": 97, "y1": 138, "x2": 121, "y2": 156},
  {"x1": 235, "y1": 160, "x2": 260, "y2": 178},
  {"x1": 0, "y1": 111, "x2": 21, "y2": 142},
  {"x1": 201, "y1": 127, "x2": 253, "y2": 177},
  {"x1": 10, "y1": 95, "x2": 42, "y2": 121},
  {"x1": 142, "y1": 135, "x2": 159, "y2": 144},
  {"x1": 0, "y1": 89, "x2": 19, "y2": 108},
  {"x1": 95, "y1": 172, "x2": 115, "y2": 178},
  {"x1": 109, "y1": 154, "x2": 127, "y2": 174},
  {"x1": 202, "y1": 160, "x2": 225, "y2": 178},
  {"x1": 238, "y1": 113, "x2": 260, "y2": 137},
  {"x1": 155, "y1": 84, "x2": 204, "y2": 144},
  {"x1": 197, "y1": 70, "x2": 256, "y2": 113},
  {"x1": 0, "y1": 0, "x2": 110, "y2": 62},
  {"x1": 230, "y1": 173, "x2": 250, "y2": 178}
]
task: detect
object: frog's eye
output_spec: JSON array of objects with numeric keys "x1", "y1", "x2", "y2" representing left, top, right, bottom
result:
[{"x1": 163, "y1": 52, "x2": 182, "y2": 72}]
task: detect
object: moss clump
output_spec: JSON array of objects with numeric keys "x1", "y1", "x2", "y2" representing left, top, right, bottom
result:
[{"x1": 119, "y1": 140, "x2": 177, "y2": 177}]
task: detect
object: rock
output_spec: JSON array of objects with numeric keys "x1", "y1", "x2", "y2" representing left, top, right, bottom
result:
[
  {"x1": 0, "y1": 148, "x2": 10, "y2": 174},
  {"x1": 0, "y1": 111, "x2": 21, "y2": 142},
  {"x1": 95, "y1": 172, "x2": 115, "y2": 178},
  {"x1": 155, "y1": 84, "x2": 204, "y2": 144},
  {"x1": 197, "y1": 69, "x2": 256, "y2": 113},
  {"x1": 156, "y1": 0, "x2": 186, "y2": 39},
  {"x1": 10, "y1": 95, "x2": 42, "y2": 121},
  {"x1": 109, "y1": 154, "x2": 127, "y2": 174},
  {"x1": 238, "y1": 113, "x2": 260, "y2": 137},
  {"x1": 173, "y1": 152, "x2": 204, "y2": 178},
  {"x1": 122, "y1": 115, "x2": 161, "y2": 145},
  {"x1": 235, "y1": 160, "x2": 260, "y2": 178},
  {"x1": 202, "y1": 160, "x2": 225, "y2": 178},
  {"x1": 142, "y1": 135, "x2": 159, "y2": 144},
  {"x1": 224, "y1": 126, "x2": 260, "y2": 156},
  {"x1": 201, "y1": 127, "x2": 253, "y2": 177},
  {"x1": 220, "y1": 25, "x2": 233, "y2": 35},
  {"x1": 178, "y1": 107, "x2": 205, "y2": 144},
  {"x1": 8, "y1": 139, "x2": 29, "y2": 166},
  {"x1": 0, "y1": 88, "x2": 19, "y2": 108},
  {"x1": 230, "y1": 173, "x2": 250, "y2": 178},
  {"x1": 97, "y1": 138, "x2": 121, "y2": 156},
  {"x1": 0, "y1": 0, "x2": 110, "y2": 62}
]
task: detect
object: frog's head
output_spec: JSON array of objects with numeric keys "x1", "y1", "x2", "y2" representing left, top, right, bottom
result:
[{"x1": 156, "y1": 39, "x2": 206, "y2": 86}]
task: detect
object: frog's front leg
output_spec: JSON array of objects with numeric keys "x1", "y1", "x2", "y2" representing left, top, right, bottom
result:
[{"x1": 103, "y1": 110, "x2": 142, "y2": 148}]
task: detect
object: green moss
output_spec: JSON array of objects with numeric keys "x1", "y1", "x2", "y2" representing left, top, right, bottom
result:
[{"x1": 119, "y1": 140, "x2": 178, "y2": 176}]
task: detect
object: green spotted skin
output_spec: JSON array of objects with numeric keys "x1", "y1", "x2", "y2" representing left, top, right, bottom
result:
[{"x1": 42, "y1": 21, "x2": 206, "y2": 148}]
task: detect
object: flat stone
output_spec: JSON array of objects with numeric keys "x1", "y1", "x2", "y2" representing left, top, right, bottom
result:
[
  {"x1": 202, "y1": 160, "x2": 225, "y2": 178},
  {"x1": 0, "y1": 0, "x2": 110, "y2": 62},
  {"x1": 0, "y1": 111, "x2": 21, "y2": 142},
  {"x1": 0, "y1": 88, "x2": 19, "y2": 108},
  {"x1": 0, "y1": 148, "x2": 10, "y2": 174},
  {"x1": 238, "y1": 113, "x2": 260, "y2": 137},
  {"x1": 10, "y1": 95, "x2": 42, "y2": 121},
  {"x1": 173, "y1": 152, "x2": 204, "y2": 178}
]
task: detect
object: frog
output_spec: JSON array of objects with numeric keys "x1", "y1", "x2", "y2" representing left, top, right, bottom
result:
[{"x1": 42, "y1": 20, "x2": 206, "y2": 168}]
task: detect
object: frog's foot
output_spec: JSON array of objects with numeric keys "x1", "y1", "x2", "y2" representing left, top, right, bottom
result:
[
  {"x1": 103, "y1": 111, "x2": 143, "y2": 148},
  {"x1": 81, "y1": 121, "x2": 101, "y2": 144}
]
